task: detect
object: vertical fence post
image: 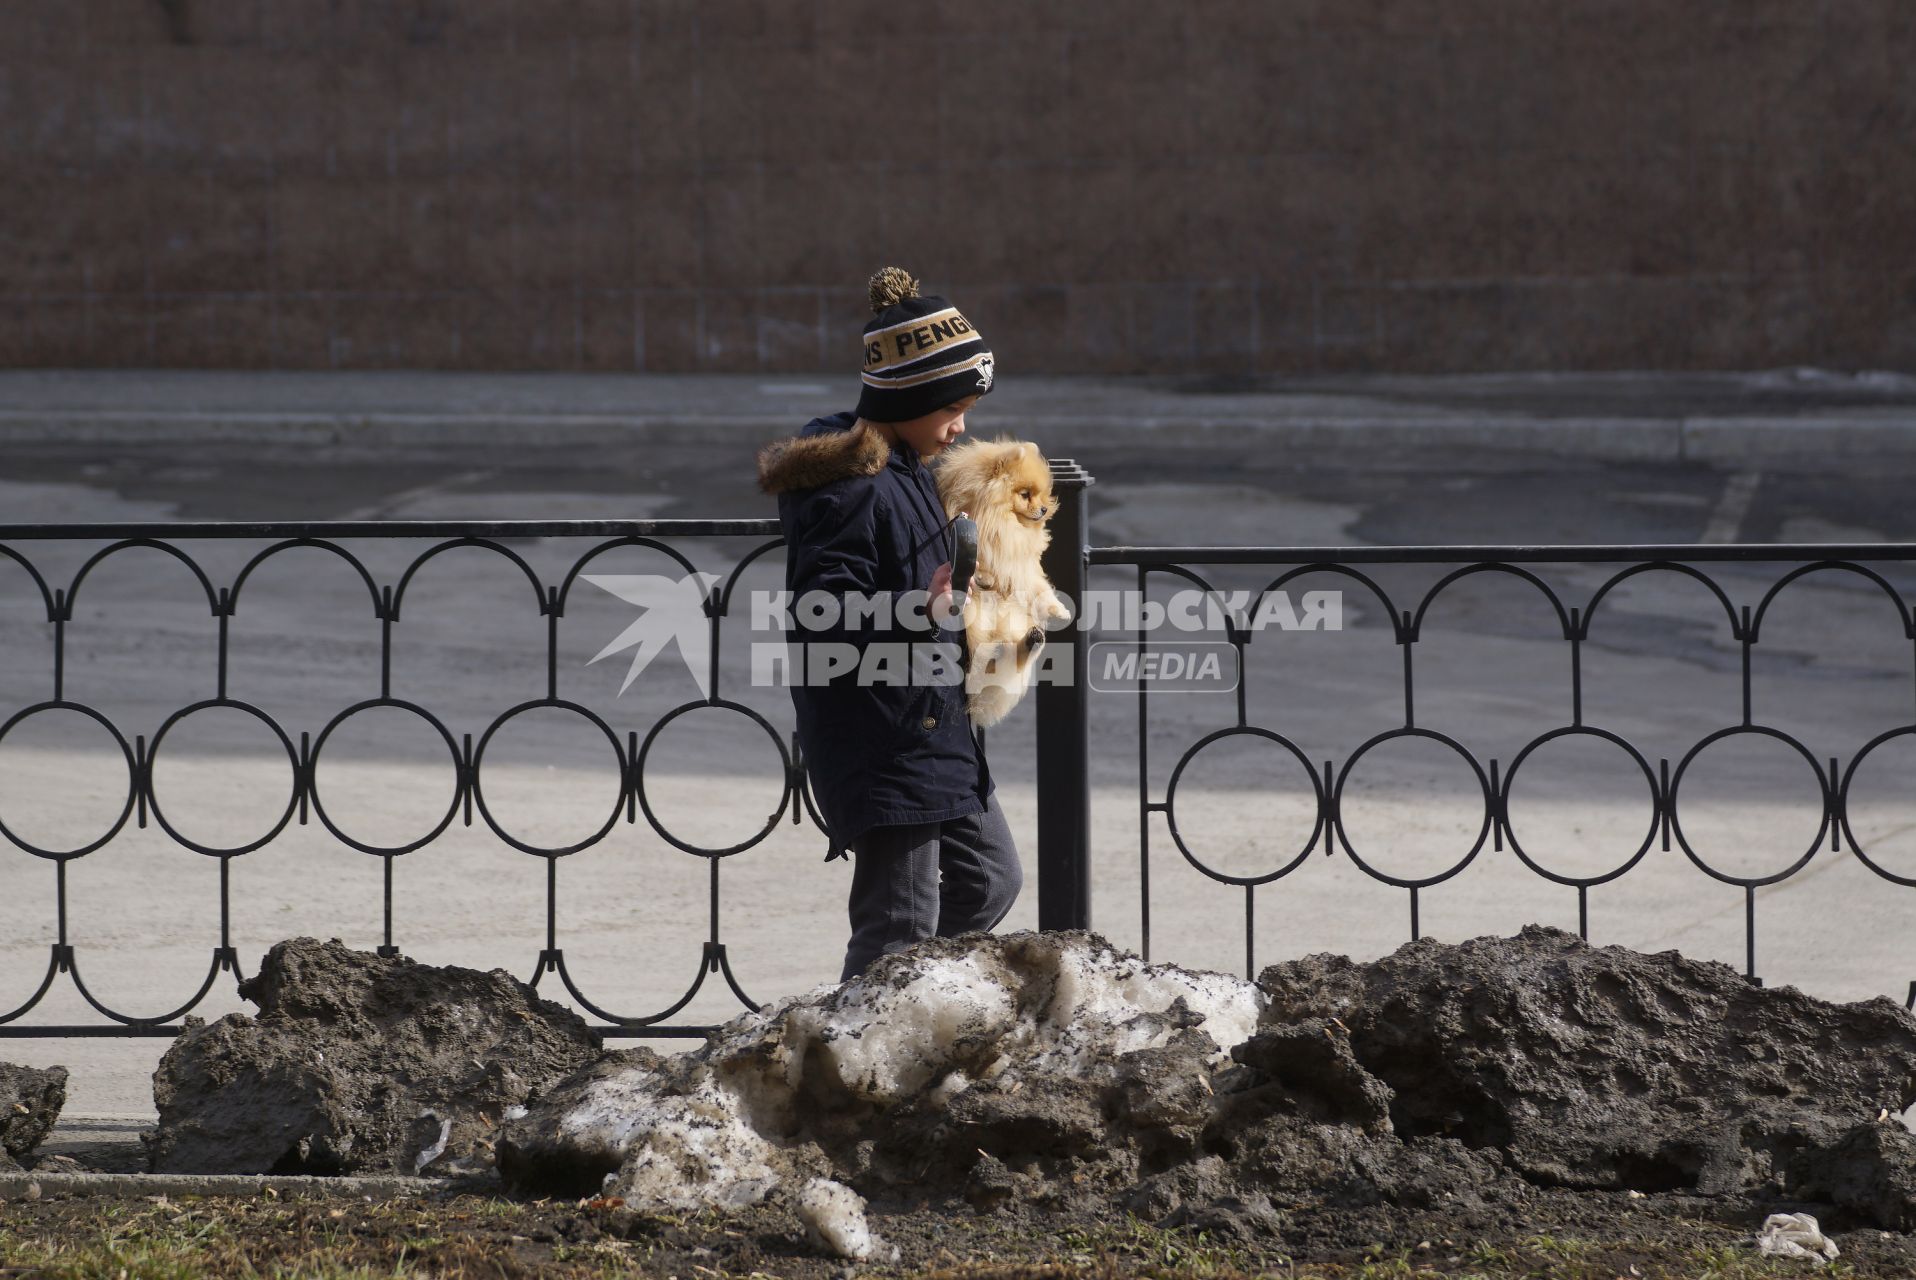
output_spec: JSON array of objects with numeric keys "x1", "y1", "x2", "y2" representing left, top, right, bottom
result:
[{"x1": 1037, "y1": 460, "x2": 1094, "y2": 931}]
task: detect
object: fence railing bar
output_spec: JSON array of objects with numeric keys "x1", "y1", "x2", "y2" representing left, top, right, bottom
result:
[
  {"x1": 1090, "y1": 543, "x2": 1916, "y2": 565},
  {"x1": 0, "y1": 519, "x2": 783, "y2": 540}
]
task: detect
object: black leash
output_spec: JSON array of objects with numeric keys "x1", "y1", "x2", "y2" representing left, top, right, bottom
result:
[{"x1": 906, "y1": 510, "x2": 979, "y2": 597}]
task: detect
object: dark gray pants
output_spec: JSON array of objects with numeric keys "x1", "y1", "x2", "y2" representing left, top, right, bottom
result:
[{"x1": 839, "y1": 795, "x2": 1022, "y2": 982}]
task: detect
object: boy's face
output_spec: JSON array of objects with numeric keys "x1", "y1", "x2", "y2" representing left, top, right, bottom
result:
[{"x1": 891, "y1": 396, "x2": 980, "y2": 458}]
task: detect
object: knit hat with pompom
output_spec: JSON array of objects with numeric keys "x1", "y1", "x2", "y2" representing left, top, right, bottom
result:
[{"x1": 856, "y1": 267, "x2": 995, "y2": 423}]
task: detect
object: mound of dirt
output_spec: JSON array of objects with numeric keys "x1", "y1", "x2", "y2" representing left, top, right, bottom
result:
[
  {"x1": 1256, "y1": 924, "x2": 1916, "y2": 1218},
  {"x1": 146, "y1": 938, "x2": 601, "y2": 1176},
  {"x1": 0, "y1": 1063, "x2": 67, "y2": 1170},
  {"x1": 501, "y1": 926, "x2": 1916, "y2": 1251}
]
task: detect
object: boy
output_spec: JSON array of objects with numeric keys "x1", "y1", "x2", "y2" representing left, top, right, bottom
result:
[{"x1": 755, "y1": 267, "x2": 1020, "y2": 981}]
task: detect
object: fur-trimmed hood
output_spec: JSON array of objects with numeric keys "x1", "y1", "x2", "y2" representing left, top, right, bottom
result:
[{"x1": 756, "y1": 414, "x2": 891, "y2": 495}]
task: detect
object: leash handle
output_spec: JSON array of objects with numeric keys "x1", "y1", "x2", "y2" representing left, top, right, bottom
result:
[{"x1": 950, "y1": 515, "x2": 979, "y2": 597}]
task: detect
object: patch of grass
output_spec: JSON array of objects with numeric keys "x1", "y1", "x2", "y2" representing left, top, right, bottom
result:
[
  {"x1": 1459, "y1": 1240, "x2": 1518, "y2": 1271},
  {"x1": 1052, "y1": 1215, "x2": 1260, "y2": 1277},
  {"x1": 0, "y1": 1196, "x2": 495, "y2": 1280},
  {"x1": 1519, "y1": 1233, "x2": 1589, "y2": 1261},
  {"x1": 1671, "y1": 1240, "x2": 1863, "y2": 1280},
  {"x1": 4, "y1": 1190, "x2": 1915, "y2": 1280},
  {"x1": 550, "y1": 1238, "x2": 649, "y2": 1277},
  {"x1": 1350, "y1": 1244, "x2": 1418, "y2": 1278}
]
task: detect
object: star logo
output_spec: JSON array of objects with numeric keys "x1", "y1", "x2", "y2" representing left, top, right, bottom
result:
[{"x1": 583, "y1": 572, "x2": 721, "y2": 698}]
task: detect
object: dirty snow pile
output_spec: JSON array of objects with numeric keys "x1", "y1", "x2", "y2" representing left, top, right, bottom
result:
[
  {"x1": 502, "y1": 925, "x2": 1916, "y2": 1253},
  {"x1": 0, "y1": 1063, "x2": 67, "y2": 1172},
  {"x1": 498, "y1": 930, "x2": 1260, "y2": 1256},
  {"x1": 146, "y1": 927, "x2": 1916, "y2": 1259},
  {"x1": 147, "y1": 938, "x2": 600, "y2": 1175}
]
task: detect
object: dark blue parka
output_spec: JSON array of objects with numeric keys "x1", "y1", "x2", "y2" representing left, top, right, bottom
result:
[{"x1": 757, "y1": 412, "x2": 993, "y2": 855}]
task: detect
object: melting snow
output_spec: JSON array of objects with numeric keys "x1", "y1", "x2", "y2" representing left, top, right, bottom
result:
[{"x1": 540, "y1": 932, "x2": 1262, "y2": 1218}]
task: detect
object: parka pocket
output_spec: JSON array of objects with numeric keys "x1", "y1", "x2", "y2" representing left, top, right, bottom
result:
[{"x1": 886, "y1": 683, "x2": 956, "y2": 754}]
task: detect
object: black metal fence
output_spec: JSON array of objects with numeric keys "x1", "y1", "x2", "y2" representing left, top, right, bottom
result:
[
  {"x1": 0, "y1": 518, "x2": 807, "y2": 1039},
  {"x1": 5, "y1": 464, "x2": 1916, "y2": 1038},
  {"x1": 1084, "y1": 540, "x2": 1916, "y2": 1001}
]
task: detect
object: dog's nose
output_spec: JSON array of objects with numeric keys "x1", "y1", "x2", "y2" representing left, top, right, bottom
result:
[{"x1": 1036, "y1": 505, "x2": 1048, "y2": 517}]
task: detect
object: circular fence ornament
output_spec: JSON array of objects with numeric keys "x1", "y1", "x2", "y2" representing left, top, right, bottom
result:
[
  {"x1": 1838, "y1": 726, "x2": 1916, "y2": 887},
  {"x1": 1163, "y1": 726, "x2": 1325, "y2": 885},
  {"x1": 1500, "y1": 725, "x2": 1660, "y2": 887},
  {"x1": 0, "y1": 702, "x2": 137, "y2": 860},
  {"x1": 635, "y1": 700, "x2": 792, "y2": 857},
  {"x1": 471, "y1": 700, "x2": 628, "y2": 857},
  {"x1": 307, "y1": 699, "x2": 464, "y2": 856},
  {"x1": 1667, "y1": 725, "x2": 1828, "y2": 886},
  {"x1": 145, "y1": 700, "x2": 300, "y2": 857},
  {"x1": 1333, "y1": 727, "x2": 1493, "y2": 888}
]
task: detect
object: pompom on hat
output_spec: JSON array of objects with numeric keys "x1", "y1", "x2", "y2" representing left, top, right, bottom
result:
[{"x1": 855, "y1": 267, "x2": 995, "y2": 423}]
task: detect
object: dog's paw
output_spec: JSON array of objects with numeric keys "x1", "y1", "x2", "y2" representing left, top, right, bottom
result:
[
  {"x1": 1022, "y1": 626, "x2": 1046, "y2": 655},
  {"x1": 967, "y1": 688, "x2": 1013, "y2": 729}
]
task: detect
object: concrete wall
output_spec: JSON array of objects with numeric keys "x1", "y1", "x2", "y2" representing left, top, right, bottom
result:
[{"x1": 4, "y1": 1, "x2": 1912, "y2": 374}]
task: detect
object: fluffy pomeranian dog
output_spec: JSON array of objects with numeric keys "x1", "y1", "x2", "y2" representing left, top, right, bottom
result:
[{"x1": 934, "y1": 437, "x2": 1072, "y2": 728}]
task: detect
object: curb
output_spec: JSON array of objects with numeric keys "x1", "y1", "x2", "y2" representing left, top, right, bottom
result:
[
  {"x1": 1678, "y1": 415, "x2": 1916, "y2": 461},
  {"x1": 0, "y1": 1171, "x2": 450, "y2": 1199},
  {"x1": 2, "y1": 410, "x2": 1914, "y2": 464}
]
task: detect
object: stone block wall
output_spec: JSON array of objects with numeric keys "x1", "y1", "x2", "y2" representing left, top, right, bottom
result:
[{"x1": 3, "y1": 1, "x2": 1911, "y2": 372}]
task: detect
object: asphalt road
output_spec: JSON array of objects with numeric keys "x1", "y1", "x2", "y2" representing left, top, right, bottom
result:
[
  {"x1": 7, "y1": 431, "x2": 1916, "y2": 1117},
  {"x1": 8, "y1": 429, "x2": 1916, "y2": 540}
]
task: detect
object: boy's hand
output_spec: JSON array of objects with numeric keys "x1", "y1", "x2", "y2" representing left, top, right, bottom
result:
[
  {"x1": 927, "y1": 563, "x2": 965, "y2": 628},
  {"x1": 929, "y1": 560, "x2": 955, "y2": 624}
]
